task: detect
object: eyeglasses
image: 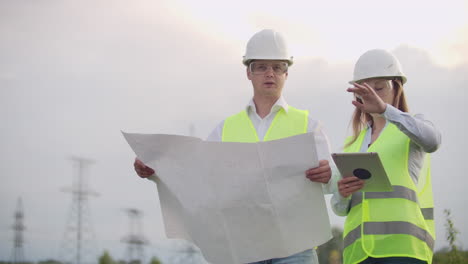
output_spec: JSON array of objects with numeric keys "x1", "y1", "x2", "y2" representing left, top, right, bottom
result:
[{"x1": 249, "y1": 62, "x2": 288, "y2": 75}]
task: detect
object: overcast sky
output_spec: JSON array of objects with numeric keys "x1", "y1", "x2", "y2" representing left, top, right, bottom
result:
[{"x1": 1, "y1": 0, "x2": 467, "y2": 263}]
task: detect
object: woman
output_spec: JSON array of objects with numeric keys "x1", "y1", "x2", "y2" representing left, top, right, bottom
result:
[{"x1": 331, "y1": 49, "x2": 441, "y2": 264}]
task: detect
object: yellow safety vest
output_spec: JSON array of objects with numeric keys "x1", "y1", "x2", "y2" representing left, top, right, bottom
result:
[
  {"x1": 342, "y1": 123, "x2": 435, "y2": 264},
  {"x1": 222, "y1": 106, "x2": 308, "y2": 142}
]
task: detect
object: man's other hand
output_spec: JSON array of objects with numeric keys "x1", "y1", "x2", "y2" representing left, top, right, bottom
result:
[
  {"x1": 305, "y1": 160, "x2": 331, "y2": 183},
  {"x1": 134, "y1": 158, "x2": 155, "y2": 178}
]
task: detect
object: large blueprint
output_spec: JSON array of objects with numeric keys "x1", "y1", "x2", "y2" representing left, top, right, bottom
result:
[{"x1": 122, "y1": 132, "x2": 332, "y2": 264}]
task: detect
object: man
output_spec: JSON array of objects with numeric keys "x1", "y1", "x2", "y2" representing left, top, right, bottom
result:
[{"x1": 135, "y1": 29, "x2": 333, "y2": 264}]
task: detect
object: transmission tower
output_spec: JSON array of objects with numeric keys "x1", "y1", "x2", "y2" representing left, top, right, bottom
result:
[
  {"x1": 189, "y1": 123, "x2": 196, "y2": 137},
  {"x1": 59, "y1": 156, "x2": 99, "y2": 264},
  {"x1": 121, "y1": 208, "x2": 149, "y2": 264},
  {"x1": 9, "y1": 197, "x2": 26, "y2": 264}
]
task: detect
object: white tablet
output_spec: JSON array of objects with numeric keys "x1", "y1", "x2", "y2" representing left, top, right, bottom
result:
[{"x1": 332, "y1": 152, "x2": 393, "y2": 192}]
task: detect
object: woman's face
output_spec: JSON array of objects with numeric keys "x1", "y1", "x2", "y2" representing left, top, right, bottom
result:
[{"x1": 357, "y1": 78, "x2": 395, "y2": 105}]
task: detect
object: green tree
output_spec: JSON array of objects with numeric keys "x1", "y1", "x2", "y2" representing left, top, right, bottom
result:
[
  {"x1": 98, "y1": 250, "x2": 115, "y2": 264},
  {"x1": 317, "y1": 226, "x2": 343, "y2": 264},
  {"x1": 149, "y1": 257, "x2": 162, "y2": 264},
  {"x1": 37, "y1": 260, "x2": 63, "y2": 264},
  {"x1": 444, "y1": 209, "x2": 462, "y2": 264},
  {"x1": 433, "y1": 209, "x2": 467, "y2": 264}
]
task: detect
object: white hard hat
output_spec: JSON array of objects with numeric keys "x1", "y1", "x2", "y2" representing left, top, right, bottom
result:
[
  {"x1": 350, "y1": 49, "x2": 407, "y2": 84},
  {"x1": 242, "y1": 29, "x2": 293, "y2": 66}
]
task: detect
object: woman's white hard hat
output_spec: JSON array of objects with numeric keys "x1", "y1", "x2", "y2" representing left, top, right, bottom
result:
[{"x1": 350, "y1": 49, "x2": 407, "y2": 84}]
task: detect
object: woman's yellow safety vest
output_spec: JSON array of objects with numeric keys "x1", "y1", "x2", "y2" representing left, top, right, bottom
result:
[
  {"x1": 342, "y1": 123, "x2": 435, "y2": 264},
  {"x1": 222, "y1": 106, "x2": 308, "y2": 142}
]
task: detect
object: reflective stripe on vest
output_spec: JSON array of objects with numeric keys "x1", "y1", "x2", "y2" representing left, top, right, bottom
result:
[
  {"x1": 421, "y1": 208, "x2": 434, "y2": 220},
  {"x1": 222, "y1": 106, "x2": 308, "y2": 142},
  {"x1": 344, "y1": 221, "x2": 435, "y2": 250},
  {"x1": 349, "y1": 185, "x2": 434, "y2": 220}
]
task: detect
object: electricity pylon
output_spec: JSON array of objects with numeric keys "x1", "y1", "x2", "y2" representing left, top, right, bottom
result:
[
  {"x1": 121, "y1": 208, "x2": 149, "y2": 264},
  {"x1": 59, "y1": 156, "x2": 99, "y2": 264},
  {"x1": 9, "y1": 197, "x2": 26, "y2": 264}
]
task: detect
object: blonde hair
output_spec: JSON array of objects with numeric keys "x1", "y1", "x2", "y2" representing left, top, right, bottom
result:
[{"x1": 345, "y1": 79, "x2": 409, "y2": 147}]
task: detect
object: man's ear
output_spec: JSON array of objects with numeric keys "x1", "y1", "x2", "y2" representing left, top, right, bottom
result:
[{"x1": 246, "y1": 67, "x2": 252, "y2": 80}]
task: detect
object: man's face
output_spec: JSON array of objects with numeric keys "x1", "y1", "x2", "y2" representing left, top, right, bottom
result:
[{"x1": 247, "y1": 60, "x2": 289, "y2": 98}]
